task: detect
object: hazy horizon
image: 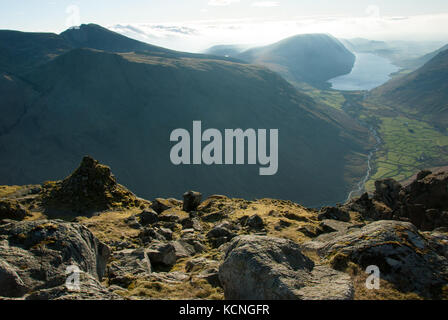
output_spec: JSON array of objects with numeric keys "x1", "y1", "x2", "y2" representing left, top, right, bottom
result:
[{"x1": 1, "y1": 0, "x2": 448, "y2": 52}]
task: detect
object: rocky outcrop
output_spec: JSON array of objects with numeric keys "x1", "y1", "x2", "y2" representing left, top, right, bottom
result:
[
  {"x1": 0, "y1": 199, "x2": 29, "y2": 221},
  {"x1": 0, "y1": 219, "x2": 112, "y2": 299},
  {"x1": 40, "y1": 156, "x2": 142, "y2": 215},
  {"x1": 329, "y1": 170, "x2": 448, "y2": 231},
  {"x1": 219, "y1": 235, "x2": 353, "y2": 300},
  {"x1": 183, "y1": 191, "x2": 202, "y2": 212},
  {"x1": 303, "y1": 220, "x2": 448, "y2": 299}
]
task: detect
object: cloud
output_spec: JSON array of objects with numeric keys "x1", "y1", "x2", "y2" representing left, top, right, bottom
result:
[
  {"x1": 109, "y1": 13, "x2": 448, "y2": 53},
  {"x1": 252, "y1": 1, "x2": 279, "y2": 7},
  {"x1": 208, "y1": 0, "x2": 240, "y2": 6}
]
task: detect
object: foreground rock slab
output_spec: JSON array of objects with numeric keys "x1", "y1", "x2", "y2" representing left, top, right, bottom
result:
[
  {"x1": 303, "y1": 220, "x2": 448, "y2": 299},
  {"x1": 0, "y1": 219, "x2": 113, "y2": 299},
  {"x1": 218, "y1": 235, "x2": 353, "y2": 300}
]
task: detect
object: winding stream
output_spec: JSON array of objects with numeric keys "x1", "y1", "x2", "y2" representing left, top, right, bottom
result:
[{"x1": 346, "y1": 126, "x2": 382, "y2": 201}]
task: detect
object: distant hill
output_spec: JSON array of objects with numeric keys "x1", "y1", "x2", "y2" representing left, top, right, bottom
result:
[
  {"x1": 404, "y1": 43, "x2": 448, "y2": 69},
  {"x1": 235, "y1": 34, "x2": 355, "y2": 88},
  {"x1": 0, "y1": 26, "x2": 371, "y2": 207},
  {"x1": 204, "y1": 44, "x2": 249, "y2": 58},
  {"x1": 341, "y1": 38, "x2": 447, "y2": 69},
  {"x1": 372, "y1": 49, "x2": 448, "y2": 129}
]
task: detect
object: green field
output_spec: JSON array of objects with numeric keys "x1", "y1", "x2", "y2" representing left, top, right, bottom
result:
[
  {"x1": 365, "y1": 116, "x2": 448, "y2": 190},
  {"x1": 306, "y1": 89, "x2": 346, "y2": 111}
]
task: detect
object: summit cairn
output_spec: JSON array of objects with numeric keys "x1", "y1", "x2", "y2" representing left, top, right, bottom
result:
[{"x1": 41, "y1": 156, "x2": 140, "y2": 214}]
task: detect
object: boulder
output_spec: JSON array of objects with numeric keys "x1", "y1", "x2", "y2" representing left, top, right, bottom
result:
[
  {"x1": 0, "y1": 219, "x2": 110, "y2": 299},
  {"x1": 219, "y1": 235, "x2": 353, "y2": 300},
  {"x1": 137, "y1": 209, "x2": 159, "y2": 225},
  {"x1": 245, "y1": 214, "x2": 265, "y2": 230},
  {"x1": 0, "y1": 199, "x2": 29, "y2": 221},
  {"x1": 146, "y1": 241, "x2": 194, "y2": 267},
  {"x1": 183, "y1": 191, "x2": 202, "y2": 212},
  {"x1": 206, "y1": 224, "x2": 237, "y2": 248},
  {"x1": 107, "y1": 248, "x2": 152, "y2": 287},
  {"x1": 303, "y1": 220, "x2": 448, "y2": 299},
  {"x1": 151, "y1": 198, "x2": 177, "y2": 214}
]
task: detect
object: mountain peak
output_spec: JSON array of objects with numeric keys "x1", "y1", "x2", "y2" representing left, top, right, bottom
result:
[{"x1": 60, "y1": 23, "x2": 164, "y2": 53}]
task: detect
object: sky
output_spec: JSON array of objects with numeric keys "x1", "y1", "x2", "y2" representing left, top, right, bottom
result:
[{"x1": 1, "y1": 0, "x2": 448, "y2": 52}]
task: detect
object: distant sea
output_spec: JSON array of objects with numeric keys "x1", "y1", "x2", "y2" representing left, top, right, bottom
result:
[{"x1": 329, "y1": 53, "x2": 400, "y2": 91}]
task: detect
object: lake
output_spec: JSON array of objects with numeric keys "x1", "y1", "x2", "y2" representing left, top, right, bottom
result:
[{"x1": 329, "y1": 53, "x2": 400, "y2": 91}]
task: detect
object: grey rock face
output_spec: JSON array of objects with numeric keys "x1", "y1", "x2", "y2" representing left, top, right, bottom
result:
[
  {"x1": 25, "y1": 272, "x2": 122, "y2": 300},
  {"x1": 146, "y1": 241, "x2": 195, "y2": 267},
  {"x1": 219, "y1": 235, "x2": 353, "y2": 300},
  {"x1": 303, "y1": 220, "x2": 448, "y2": 299},
  {"x1": 107, "y1": 248, "x2": 152, "y2": 287},
  {"x1": 183, "y1": 191, "x2": 202, "y2": 212},
  {"x1": 0, "y1": 219, "x2": 111, "y2": 299},
  {"x1": 0, "y1": 260, "x2": 28, "y2": 297}
]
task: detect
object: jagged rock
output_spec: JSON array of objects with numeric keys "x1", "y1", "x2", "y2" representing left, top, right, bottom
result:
[
  {"x1": 138, "y1": 209, "x2": 159, "y2": 225},
  {"x1": 274, "y1": 219, "x2": 292, "y2": 230},
  {"x1": 146, "y1": 241, "x2": 194, "y2": 267},
  {"x1": 317, "y1": 206, "x2": 350, "y2": 222},
  {"x1": 219, "y1": 235, "x2": 353, "y2": 300},
  {"x1": 0, "y1": 260, "x2": 28, "y2": 297},
  {"x1": 0, "y1": 219, "x2": 110, "y2": 299},
  {"x1": 400, "y1": 170, "x2": 448, "y2": 230},
  {"x1": 151, "y1": 198, "x2": 179, "y2": 214},
  {"x1": 124, "y1": 215, "x2": 142, "y2": 230},
  {"x1": 107, "y1": 248, "x2": 152, "y2": 288},
  {"x1": 417, "y1": 170, "x2": 432, "y2": 180},
  {"x1": 138, "y1": 226, "x2": 167, "y2": 244},
  {"x1": 183, "y1": 191, "x2": 202, "y2": 212},
  {"x1": 202, "y1": 211, "x2": 227, "y2": 222},
  {"x1": 329, "y1": 169, "x2": 448, "y2": 231},
  {"x1": 40, "y1": 156, "x2": 139, "y2": 215},
  {"x1": 206, "y1": 224, "x2": 237, "y2": 248},
  {"x1": 158, "y1": 227, "x2": 174, "y2": 240},
  {"x1": 180, "y1": 217, "x2": 202, "y2": 231},
  {"x1": 198, "y1": 268, "x2": 221, "y2": 287},
  {"x1": 303, "y1": 220, "x2": 448, "y2": 299},
  {"x1": 373, "y1": 178, "x2": 402, "y2": 209},
  {"x1": 0, "y1": 200, "x2": 29, "y2": 221},
  {"x1": 245, "y1": 214, "x2": 265, "y2": 230},
  {"x1": 297, "y1": 225, "x2": 325, "y2": 238}
]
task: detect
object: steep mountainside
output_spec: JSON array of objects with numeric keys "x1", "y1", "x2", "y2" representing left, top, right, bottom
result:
[
  {"x1": 236, "y1": 34, "x2": 355, "y2": 88},
  {"x1": 372, "y1": 49, "x2": 448, "y2": 129},
  {"x1": 0, "y1": 26, "x2": 370, "y2": 207},
  {"x1": 0, "y1": 30, "x2": 71, "y2": 74}
]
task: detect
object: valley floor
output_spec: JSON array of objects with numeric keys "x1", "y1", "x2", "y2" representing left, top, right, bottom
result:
[{"x1": 306, "y1": 87, "x2": 448, "y2": 196}]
